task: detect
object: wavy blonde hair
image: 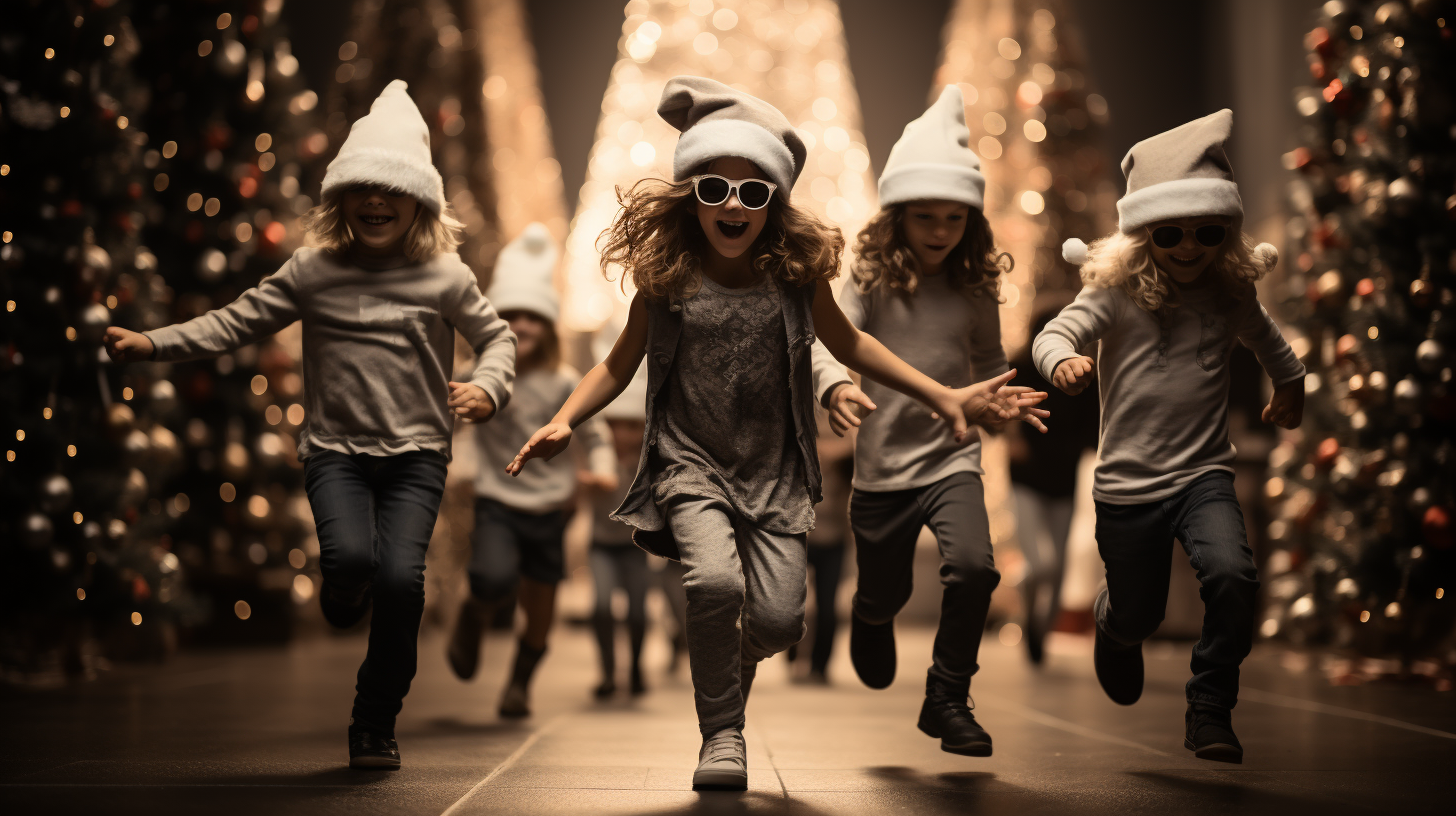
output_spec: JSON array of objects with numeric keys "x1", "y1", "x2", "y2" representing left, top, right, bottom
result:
[
  {"x1": 850, "y1": 203, "x2": 1009, "y2": 298},
  {"x1": 598, "y1": 178, "x2": 843, "y2": 300},
  {"x1": 1077, "y1": 228, "x2": 1267, "y2": 313},
  {"x1": 303, "y1": 189, "x2": 465, "y2": 263}
]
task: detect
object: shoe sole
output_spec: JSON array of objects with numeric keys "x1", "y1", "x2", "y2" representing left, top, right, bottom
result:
[
  {"x1": 918, "y1": 721, "x2": 993, "y2": 757},
  {"x1": 349, "y1": 756, "x2": 401, "y2": 770},
  {"x1": 1185, "y1": 739, "x2": 1243, "y2": 764},
  {"x1": 692, "y1": 770, "x2": 747, "y2": 790}
]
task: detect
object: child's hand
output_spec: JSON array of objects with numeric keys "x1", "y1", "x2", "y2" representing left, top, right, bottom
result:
[
  {"x1": 103, "y1": 327, "x2": 154, "y2": 363},
  {"x1": 1053, "y1": 355, "x2": 1095, "y2": 395},
  {"x1": 825, "y1": 382, "x2": 877, "y2": 437},
  {"x1": 507, "y1": 422, "x2": 572, "y2": 476},
  {"x1": 448, "y1": 381, "x2": 495, "y2": 423},
  {"x1": 928, "y1": 369, "x2": 1016, "y2": 443},
  {"x1": 1263, "y1": 378, "x2": 1305, "y2": 429},
  {"x1": 990, "y1": 384, "x2": 1051, "y2": 434},
  {"x1": 578, "y1": 469, "x2": 621, "y2": 493}
]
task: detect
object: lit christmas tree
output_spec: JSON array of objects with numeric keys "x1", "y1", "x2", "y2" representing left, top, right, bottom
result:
[
  {"x1": 1263, "y1": 0, "x2": 1454, "y2": 667},
  {"x1": 560, "y1": 0, "x2": 879, "y2": 333}
]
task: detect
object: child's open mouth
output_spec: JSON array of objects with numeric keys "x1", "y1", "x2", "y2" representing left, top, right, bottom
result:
[
  {"x1": 359, "y1": 214, "x2": 395, "y2": 227},
  {"x1": 716, "y1": 220, "x2": 748, "y2": 239},
  {"x1": 1169, "y1": 253, "x2": 1203, "y2": 267},
  {"x1": 924, "y1": 243, "x2": 949, "y2": 252}
]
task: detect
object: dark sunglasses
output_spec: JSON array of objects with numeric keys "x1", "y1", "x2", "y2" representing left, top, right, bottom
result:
[
  {"x1": 1149, "y1": 224, "x2": 1227, "y2": 249},
  {"x1": 690, "y1": 174, "x2": 777, "y2": 210}
]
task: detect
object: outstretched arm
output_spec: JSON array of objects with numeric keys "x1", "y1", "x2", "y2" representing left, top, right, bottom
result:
[{"x1": 507, "y1": 293, "x2": 648, "y2": 475}]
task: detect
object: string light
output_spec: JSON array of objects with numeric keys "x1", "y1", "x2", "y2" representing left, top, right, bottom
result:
[
  {"x1": 67, "y1": 445, "x2": 77, "y2": 457},
  {"x1": 44, "y1": 47, "x2": 55, "y2": 59},
  {"x1": 103, "y1": 34, "x2": 114, "y2": 46},
  {"x1": 121, "y1": 387, "x2": 133, "y2": 400},
  {"x1": 131, "y1": 612, "x2": 143, "y2": 625},
  {"x1": 59, "y1": 106, "x2": 70, "y2": 118},
  {"x1": 73, "y1": 511, "x2": 83, "y2": 524},
  {"x1": 76, "y1": 589, "x2": 85, "y2": 601}
]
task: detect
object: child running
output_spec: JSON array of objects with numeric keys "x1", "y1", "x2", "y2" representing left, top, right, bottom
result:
[
  {"x1": 507, "y1": 76, "x2": 1045, "y2": 790},
  {"x1": 812, "y1": 86, "x2": 1047, "y2": 758},
  {"x1": 105, "y1": 81, "x2": 516, "y2": 769},
  {"x1": 1035, "y1": 109, "x2": 1304, "y2": 763}
]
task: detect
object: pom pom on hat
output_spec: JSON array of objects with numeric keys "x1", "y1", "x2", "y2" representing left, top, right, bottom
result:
[
  {"x1": 1252, "y1": 242, "x2": 1279, "y2": 272},
  {"x1": 1062, "y1": 238, "x2": 1089, "y2": 266}
]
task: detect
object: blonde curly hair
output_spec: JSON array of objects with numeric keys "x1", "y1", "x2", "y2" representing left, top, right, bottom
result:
[
  {"x1": 1076, "y1": 228, "x2": 1270, "y2": 313},
  {"x1": 598, "y1": 177, "x2": 843, "y2": 301},
  {"x1": 850, "y1": 203, "x2": 1009, "y2": 298},
  {"x1": 303, "y1": 188, "x2": 465, "y2": 263}
]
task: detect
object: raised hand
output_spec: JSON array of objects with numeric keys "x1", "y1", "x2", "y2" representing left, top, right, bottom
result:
[
  {"x1": 103, "y1": 327, "x2": 154, "y2": 363},
  {"x1": 988, "y1": 383, "x2": 1051, "y2": 433},
  {"x1": 1052, "y1": 355, "x2": 1095, "y2": 395},
  {"x1": 448, "y1": 381, "x2": 496, "y2": 423},
  {"x1": 506, "y1": 422, "x2": 572, "y2": 476},
  {"x1": 1262, "y1": 378, "x2": 1304, "y2": 429},
  {"x1": 825, "y1": 382, "x2": 877, "y2": 437}
]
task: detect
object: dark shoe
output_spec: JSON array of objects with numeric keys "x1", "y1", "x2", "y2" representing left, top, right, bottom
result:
[
  {"x1": 446, "y1": 597, "x2": 489, "y2": 680},
  {"x1": 1185, "y1": 704, "x2": 1243, "y2": 763},
  {"x1": 918, "y1": 688, "x2": 993, "y2": 757},
  {"x1": 499, "y1": 682, "x2": 531, "y2": 718},
  {"x1": 593, "y1": 679, "x2": 616, "y2": 700},
  {"x1": 320, "y1": 584, "x2": 371, "y2": 630},
  {"x1": 629, "y1": 667, "x2": 647, "y2": 696},
  {"x1": 850, "y1": 611, "x2": 896, "y2": 690},
  {"x1": 1024, "y1": 613, "x2": 1046, "y2": 666},
  {"x1": 348, "y1": 724, "x2": 400, "y2": 769},
  {"x1": 1093, "y1": 624, "x2": 1143, "y2": 705}
]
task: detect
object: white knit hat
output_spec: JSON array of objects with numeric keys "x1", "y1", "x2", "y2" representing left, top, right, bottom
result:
[
  {"x1": 320, "y1": 80, "x2": 446, "y2": 213},
  {"x1": 1116, "y1": 109, "x2": 1242, "y2": 234},
  {"x1": 485, "y1": 223, "x2": 559, "y2": 323},
  {"x1": 593, "y1": 317, "x2": 648, "y2": 421},
  {"x1": 878, "y1": 85, "x2": 985, "y2": 210},
  {"x1": 657, "y1": 76, "x2": 806, "y2": 197}
]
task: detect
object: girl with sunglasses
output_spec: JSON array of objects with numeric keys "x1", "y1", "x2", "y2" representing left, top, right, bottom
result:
[
  {"x1": 506, "y1": 76, "x2": 1045, "y2": 790},
  {"x1": 1035, "y1": 110, "x2": 1305, "y2": 764},
  {"x1": 811, "y1": 86, "x2": 1048, "y2": 759}
]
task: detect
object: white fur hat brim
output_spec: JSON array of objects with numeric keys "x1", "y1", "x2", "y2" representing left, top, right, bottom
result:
[
  {"x1": 673, "y1": 119, "x2": 797, "y2": 197},
  {"x1": 1117, "y1": 178, "x2": 1242, "y2": 233},
  {"x1": 878, "y1": 162, "x2": 985, "y2": 210},
  {"x1": 321, "y1": 147, "x2": 445, "y2": 213}
]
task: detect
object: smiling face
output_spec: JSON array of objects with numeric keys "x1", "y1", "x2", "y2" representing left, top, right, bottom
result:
[
  {"x1": 340, "y1": 186, "x2": 420, "y2": 255},
  {"x1": 694, "y1": 157, "x2": 771, "y2": 262},
  {"x1": 901, "y1": 200, "x2": 971, "y2": 275},
  {"x1": 503, "y1": 310, "x2": 550, "y2": 366},
  {"x1": 1146, "y1": 215, "x2": 1231, "y2": 283}
]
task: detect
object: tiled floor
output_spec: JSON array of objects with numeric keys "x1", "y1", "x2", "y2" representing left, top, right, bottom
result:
[{"x1": 2, "y1": 626, "x2": 1452, "y2": 815}]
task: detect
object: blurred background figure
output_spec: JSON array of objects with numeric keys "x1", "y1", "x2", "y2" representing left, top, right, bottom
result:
[
  {"x1": 1008, "y1": 294, "x2": 1099, "y2": 665},
  {"x1": 787, "y1": 412, "x2": 855, "y2": 684}
]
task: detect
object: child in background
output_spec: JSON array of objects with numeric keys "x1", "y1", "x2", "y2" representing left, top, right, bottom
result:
[
  {"x1": 445, "y1": 224, "x2": 616, "y2": 718},
  {"x1": 105, "y1": 80, "x2": 516, "y2": 769},
  {"x1": 507, "y1": 76, "x2": 1045, "y2": 790},
  {"x1": 813, "y1": 86, "x2": 1047, "y2": 758},
  {"x1": 785, "y1": 410, "x2": 853, "y2": 685},
  {"x1": 1035, "y1": 110, "x2": 1304, "y2": 763}
]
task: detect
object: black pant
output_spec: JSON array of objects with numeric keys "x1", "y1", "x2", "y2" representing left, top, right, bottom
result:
[
  {"x1": 1094, "y1": 470, "x2": 1258, "y2": 709},
  {"x1": 303, "y1": 450, "x2": 448, "y2": 734},
  {"x1": 590, "y1": 544, "x2": 649, "y2": 679},
  {"x1": 466, "y1": 498, "x2": 569, "y2": 602},
  {"x1": 850, "y1": 471, "x2": 1000, "y2": 691},
  {"x1": 805, "y1": 543, "x2": 845, "y2": 674}
]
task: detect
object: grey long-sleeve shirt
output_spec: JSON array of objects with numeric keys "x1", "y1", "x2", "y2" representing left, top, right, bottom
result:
[
  {"x1": 1032, "y1": 282, "x2": 1304, "y2": 504},
  {"x1": 146, "y1": 247, "x2": 516, "y2": 460},
  {"x1": 811, "y1": 275, "x2": 1009, "y2": 492}
]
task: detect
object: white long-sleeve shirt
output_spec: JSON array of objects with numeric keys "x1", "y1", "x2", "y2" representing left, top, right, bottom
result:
[
  {"x1": 1033, "y1": 281, "x2": 1304, "y2": 504},
  {"x1": 146, "y1": 247, "x2": 516, "y2": 460}
]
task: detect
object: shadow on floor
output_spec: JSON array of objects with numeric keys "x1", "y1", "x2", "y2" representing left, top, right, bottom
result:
[
  {"x1": 1129, "y1": 770, "x2": 1365, "y2": 815},
  {"x1": 624, "y1": 790, "x2": 834, "y2": 816}
]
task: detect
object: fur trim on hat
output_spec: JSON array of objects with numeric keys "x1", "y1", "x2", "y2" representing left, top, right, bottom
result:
[
  {"x1": 1117, "y1": 178, "x2": 1242, "y2": 234},
  {"x1": 672, "y1": 118, "x2": 796, "y2": 196}
]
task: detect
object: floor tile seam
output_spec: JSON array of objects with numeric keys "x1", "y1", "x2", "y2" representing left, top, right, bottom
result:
[
  {"x1": 746, "y1": 722, "x2": 790, "y2": 799},
  {"x1": 972, "y1": 692, "x2": 1176, "y2": 758},
  {"x1": 437, "y1": 712, "x2": 567, "y2": 816}
]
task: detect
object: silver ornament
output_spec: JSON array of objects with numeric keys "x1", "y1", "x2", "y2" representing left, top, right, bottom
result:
[
  {"x1": 1393, "y1": 377, "x2": 1421, "y2": 414},
  {"x1": 38, "y1": 474, "x2": 74, "y2": 515},
  {"x1": 1416, "y1": 339, "x2": 1444, "y2": 374},
  {"x1": 151, "y1": 379, "x2": 178, "y2": 414},
  {"x1": 77, "y1": 302, "x2": 111, "y2": 344},
  {"x1": 21, "y1": 513, "x2": 54, "y2": 549}
]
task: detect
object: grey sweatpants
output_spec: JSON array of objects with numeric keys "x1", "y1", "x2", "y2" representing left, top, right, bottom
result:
[{"x1": 665, "y1": 496, "x2": 807, "y2": 737}]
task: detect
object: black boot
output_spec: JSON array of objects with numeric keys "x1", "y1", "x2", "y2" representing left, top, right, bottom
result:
[
  {"x1": 499, "y1": 640, "x2": 546, "y2": 718},
  {"x1": 320, "y1": 583, "x2": 371, "y2": 630},
  {"x1": 849, "y1": 610, "x2": 896, "y2": 690},
  {"x1": 1092, "y1": 588, "x2": 1143, "y2": 705},
  {"x1": 1185, "y1": 703, "x2": 1243, "y2": 763},
  {"x1": 447, "y1": 597, "x2": 489, "y2": 680},
  {"x1": 917, "y1": 681, "x2": 992, "y2": 757},
  {"x1": 348, "y1": 722, "x2": 400, "y2": 769}
]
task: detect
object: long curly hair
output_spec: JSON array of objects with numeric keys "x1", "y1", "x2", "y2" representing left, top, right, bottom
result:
[
  {"x1": 303, "y1": 188, "x2": 465, "y2": 263},
  {"x1": 1076, "y1": 228, "x2": 1267, "y2": 313},
  {"x1": 598, "y1": 177, "x2": 843, "y2": 300},
  {"x1": 850, "y1": 203, "x2": 1009, "y2": 299}
]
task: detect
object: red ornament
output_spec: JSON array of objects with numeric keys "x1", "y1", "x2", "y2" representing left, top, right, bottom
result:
[
  {"x1": 1424, "y1": 506, "x2": 1453, "y2": 550},
  {"x1": 132, "y1": 575, "x2": 151, "y2": 602},
  {"x1": 1314, "y1": 437, "x2": 1340, "y2": 468}
]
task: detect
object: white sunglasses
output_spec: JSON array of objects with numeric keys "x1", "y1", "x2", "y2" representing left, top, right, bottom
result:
[{"x1": 689, "y1": 174, "x2": 778, "y2": 210}]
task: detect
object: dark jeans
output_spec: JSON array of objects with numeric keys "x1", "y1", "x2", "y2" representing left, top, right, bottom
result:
[
  {"x1": 303, "y1": 449, "x2": 448, "y2": 734},
  {"x1": 850, "y1": 471, "x2": 1000, "y2": 691},
  {"x1": 805, "y1": 544, "x2": 845, "y2": 674},
  {"x1": 1094, "y1": 470, "x2": 1258, "y2": 709},
  {"x1": 466, "y1": 498, "x2": 568, "y2": 602},
  {"x1": 590, "y1": 544, "x2": 649, "y2": 679}
]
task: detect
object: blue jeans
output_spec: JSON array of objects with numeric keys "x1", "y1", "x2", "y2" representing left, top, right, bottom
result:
[
  {"x1": 1094, "y1": 471, "x2": 1258, "y2": 709},
  {"x1": 303, "y1": 450, "x2": 448, "y2": 734}
]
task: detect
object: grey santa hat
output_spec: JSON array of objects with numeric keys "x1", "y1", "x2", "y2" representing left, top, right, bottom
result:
[
  {"x1": 486, "y1": 223, "x2": 559, "y2": 323},
  {"x1": 657, "y1": 76, "x2": 805, "y2": 197},
  {"x1": 1115, "y1": 108, "x2": 1242, "y2": 234},
  {"x1": 878, "y1": 85, "x2": 985, "y2": 210},
  {"x1": 320, "y1": 80, "x2": 446, "y2": 213}
]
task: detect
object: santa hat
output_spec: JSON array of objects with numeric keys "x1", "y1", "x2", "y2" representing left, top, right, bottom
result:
[
  {"x1": 878, "y1": 85, "x2": 985, "y2": 210},
  {"x1": 320, "y1": 80, "x2": 445, "y2": 213},
  {"x1": 657, "y1": 76, "x2": 805, "y2": 197},
  {"x1": 594, "y1": 316, "x2": 648, "y2": 422},
  {"x1": 1116, "y1": 109, "x2": 1242, "y2": 234},
  {"x1": 485, "y1": 223, "x2": 559, "y2": 323}
]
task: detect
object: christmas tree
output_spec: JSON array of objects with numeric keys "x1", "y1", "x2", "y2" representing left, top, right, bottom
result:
[
  {"x1": 1, "y1": 0, "x2": 185, "y2": 677},
  {"x1": 1265, "y1": 0, "x2": 1454, "y2": 665}
]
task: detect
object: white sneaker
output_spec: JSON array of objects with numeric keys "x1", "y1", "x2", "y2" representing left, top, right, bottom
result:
[{"x1": 692, "y1": 727, "x2": 747, "y2": 789}]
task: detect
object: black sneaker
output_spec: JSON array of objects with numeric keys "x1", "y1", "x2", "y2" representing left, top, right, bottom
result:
[
  {"x1": 320, "y1": 584, "x2": 371, "y2": 630},
  {"x1": 593, "y1": 679, "x2": 616, "y2": 700},
  {"x1": 629, "y1": 666, "x2": 647, "y2": 696},
  {"x1": 447, "y1": 597, "x2": 488, "y2": 680},
  {"x1": 348, "y1": 724, "x2": 400, "y2": 770},
  {"x1": 849, "y1": 611, "x2": 896, "y2": 690},
  {"x1": 1185, "y1": 704, "x2": 1243, "y2": 763},
  {"x1": 918, "y1": 690, "x2": 993, "y2": 757},
  {"x1": 1092, "y1": 598, "x2": 1142, "y2": 705}
]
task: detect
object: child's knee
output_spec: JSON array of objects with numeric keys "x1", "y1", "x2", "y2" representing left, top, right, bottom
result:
[
  {"x1": 684, "y1": 565, "x2": 746, "y2": 608},
  {"x1": 374, "y1": 566, "x2": 425, "y2": 607},
  {"x1": 746, "y1": 607, "x2": 805, "y2": 656},
  {"x1": 940, "y1": 555, "x2": 1001, "y2": 595}
]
